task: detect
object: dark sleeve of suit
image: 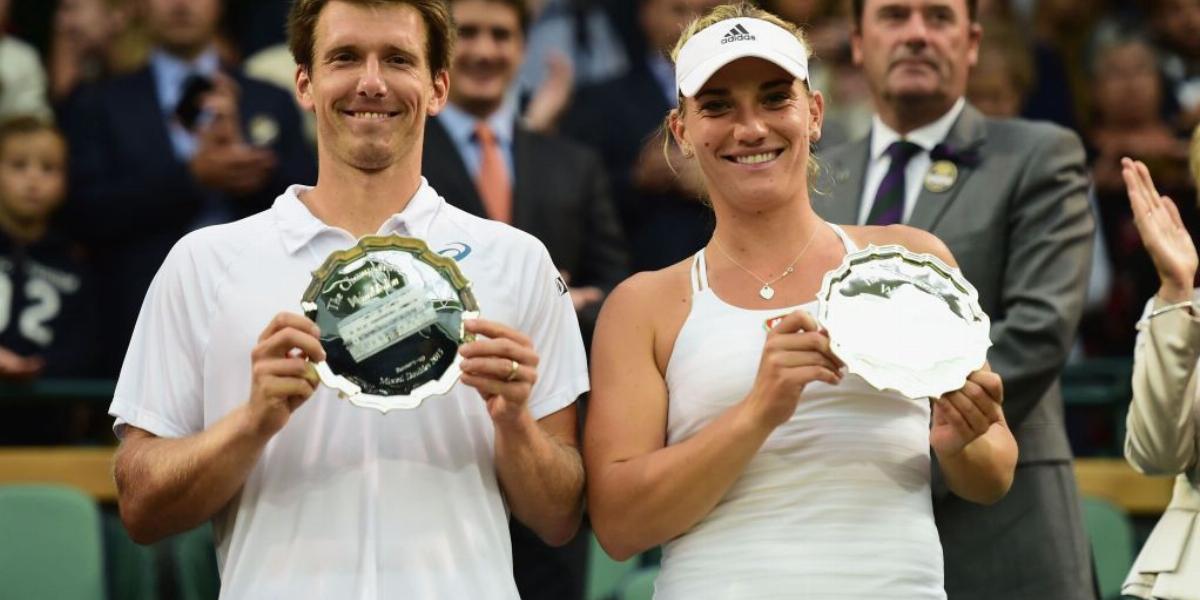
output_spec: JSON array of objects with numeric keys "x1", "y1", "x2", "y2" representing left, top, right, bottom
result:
[
  {"x1": 235, "y1": 76, "x2": 317, "y2": 216},
  {"x1": 988, "y1": 127, "x2": 1093, "y2": 431},
  {"x1": 58, "y1": 74, "x2": 315, "y2": 241},
  {"x1": 572, "y1": 144, "x2": 627, "y2": 340},
  {"x1": 58, "y1": 81, "x2": 209, "y2": 242}
]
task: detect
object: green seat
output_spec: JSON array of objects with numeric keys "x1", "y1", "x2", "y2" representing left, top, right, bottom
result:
[
  {"x1": 103, "y1": 511, "x2": 158, "y2": 600},
  {"x1": 0, "y1": 484, "x2": 105, "y2": 600},
  {"x1": 1082, "y1": 495, "x2": 1135, "y2": 600},
  {"x1": 619, "y1": 566, "x2": 659, "y2": 600},
  {"x1": 585, "y1": 533, "x2": 638, "y2": 600},
  {"x1": 174, "y1": 523, "x2": 220, "y2": 600}
]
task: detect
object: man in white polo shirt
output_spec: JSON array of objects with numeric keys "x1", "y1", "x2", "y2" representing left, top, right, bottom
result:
[{"x1": 107, "y1": 1, "x2": 587, "y2": 598}]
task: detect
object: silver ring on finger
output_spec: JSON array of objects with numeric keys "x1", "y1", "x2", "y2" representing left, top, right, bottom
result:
[{"x1": 505, "y1": 359, "x2": 520, "y2": 382}]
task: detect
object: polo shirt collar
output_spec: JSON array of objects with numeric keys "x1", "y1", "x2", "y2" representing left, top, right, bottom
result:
[
  {"x1": 274, "y1": 178, "x2": 444, "y2": 254},
  {"x1": 869, "y1": 97, "x2": 965, "y2": 160}
]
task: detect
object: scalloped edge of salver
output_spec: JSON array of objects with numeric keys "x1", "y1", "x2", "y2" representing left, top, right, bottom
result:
[
  {"x1": 816, "y1": 243, "x2": 992, "y2": 399},
  {"x1": 301, "y1": 234, "x2": 481, "y2": 413}
]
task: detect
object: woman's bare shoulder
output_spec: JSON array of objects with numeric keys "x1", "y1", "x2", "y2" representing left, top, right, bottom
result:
[{"x1": 604, "y1": 259, "x2": 694, "y2": 319}]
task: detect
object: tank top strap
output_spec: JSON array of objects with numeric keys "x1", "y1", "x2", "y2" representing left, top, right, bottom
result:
[
  {"x1": 690, "y1": 249, "x2": 709, "y2": 293},
  {"x1": 826, "y1": 222, "x2": 860, "y2": 253}
]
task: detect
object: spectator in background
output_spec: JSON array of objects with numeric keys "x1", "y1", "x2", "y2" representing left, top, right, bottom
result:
[
  {"x1": 48, "y1": 0, "x2": 144, "y2": 104},
  {"x1": 424, "y1": 0, "x2": 626, "y2": 344},
  {"x1": 1082, "y1": 33, "x2": 1199, "y2": 357},
  {"x1": 60, "y1": 0, "x2": 315, "y2": 376},
  {"x1": 564, "y1": 0, "x2": 709, "y2": 273},
  {"x1": 1149, "y1": 0, "x2": 1200, "y2": 133},
  {"x1": 0, "y1": 0, "x2": 51, "y2": 121},
  {"x1": 967, "y1": 17, "x2": 1034, "y2": 118},
  {"x1": 0, "y1": 117, "x2": 97, "y2": 381},
  {"x1": 0, "y1": 116, "x2": 103, "y2": 445},
  {"x1": 815, "y1": 0, "x2": 1095, "y2": 597},
  {"x1": 1031, "y1": 0, "x2": 1104, "y2": 132},
  {"x1": 517, "y1": 0, "x2": 630, "y2": 116},
  {"x1": 1119, "y1": 149, "x2": 1200, "y2": 599}
]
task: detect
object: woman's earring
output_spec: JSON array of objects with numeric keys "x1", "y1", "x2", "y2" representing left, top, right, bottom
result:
[{"x1": 681, "y1": 144, "x2": 695, "y2": 158}]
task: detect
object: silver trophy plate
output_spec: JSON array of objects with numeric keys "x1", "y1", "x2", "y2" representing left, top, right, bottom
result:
[
  {"x1": 301, "y1": 235, "x2": 479, "y2": 412},
  {"x1": 816, "y1": 244, "x2": 991, "y2": 399}
]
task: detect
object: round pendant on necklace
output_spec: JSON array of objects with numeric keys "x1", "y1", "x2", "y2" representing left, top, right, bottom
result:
[{"x1": 759, "y1": 285, "x2": 776, "y2": 300}]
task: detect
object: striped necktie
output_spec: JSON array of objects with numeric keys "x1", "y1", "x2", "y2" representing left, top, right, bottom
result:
[
  {"x1": 474, "y1": 122, "x2": 512, "y2": 223},
  {"x1": 866, "y1": 140, "x2": 922, "y2": 226}
]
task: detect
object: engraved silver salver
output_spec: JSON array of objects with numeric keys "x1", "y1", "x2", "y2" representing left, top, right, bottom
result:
[
  {"x1": 816, "y1": 244, "x2": 991, "y2": 399},
  {"x1": 301, "y1": 235, "x2": 479, "y2": 412}
]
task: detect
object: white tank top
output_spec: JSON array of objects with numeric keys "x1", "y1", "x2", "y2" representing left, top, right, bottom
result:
[{"x1": 656, "y1": 222, "x2": 945, "y2": 599}]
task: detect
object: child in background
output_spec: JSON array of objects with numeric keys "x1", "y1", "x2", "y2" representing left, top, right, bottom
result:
[
  {"x1": 0, "y1": 116, "x2": 103, "y2": 444},
  {"x1": 0, "y1": 116, "x2": 97, "y2": 382}
]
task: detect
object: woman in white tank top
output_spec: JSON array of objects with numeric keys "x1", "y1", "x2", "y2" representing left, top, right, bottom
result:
[{"x1": 583, "y1": 5, "x2": 1018, "y2": 599}]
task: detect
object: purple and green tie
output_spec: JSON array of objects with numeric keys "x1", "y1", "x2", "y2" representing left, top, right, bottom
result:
[{"x1": 866, "y1": 140, "x2": 923, "y2": 226}]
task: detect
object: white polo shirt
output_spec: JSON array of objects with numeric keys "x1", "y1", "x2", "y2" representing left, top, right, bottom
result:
[{"x1": 109, "y1": 180, "x2": 589, "y2": 599}]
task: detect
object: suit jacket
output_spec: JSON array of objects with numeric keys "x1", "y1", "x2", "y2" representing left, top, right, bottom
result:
[
  {"x1": 1123, "y1": 291, "x2": 1200, "y2": 600},
  {"x1": 59, "y1": 65, "x2": 316, "y2": 375},
  {"x1": 422, "y1": 116, "x2": 627, "y2": 346},
  {"x1": 562, "y1": 64, "x2": 712, "y2": 272},
  {"x1": 815, "y1": 103, "x2": 1096, "y2": 597}
]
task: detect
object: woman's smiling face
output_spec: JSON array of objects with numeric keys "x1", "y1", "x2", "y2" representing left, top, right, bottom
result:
[{"x1": 671, "y1": 57, "x2": 823, "y2": 210}]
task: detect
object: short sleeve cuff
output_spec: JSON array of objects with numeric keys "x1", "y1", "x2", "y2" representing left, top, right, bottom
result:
[
  {"x1": 527, "y1": 375, "x2": 589, "y2": 421},
  {"x1": 109, "y1": 397, "x2": 193, "y2": 439}
]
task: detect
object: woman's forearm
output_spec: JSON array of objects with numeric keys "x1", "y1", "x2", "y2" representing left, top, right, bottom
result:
[
  {"x1": 588, "y1": 401, "x2": 773, "y2": 560},
  {"x1": 938, "y1": 422, "x2": 1018, "y2": 505}
]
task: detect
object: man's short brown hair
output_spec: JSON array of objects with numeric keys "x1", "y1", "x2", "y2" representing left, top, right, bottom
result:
[
  {"x1": 446, "y1": 0, "x2": 531, "y2": 34},
  {"x1": 287, "y1": 0, "x2": 455, "y2": 77},
  {"x1": 851, "y1": 0, "x2": 978, "y2": 26}
]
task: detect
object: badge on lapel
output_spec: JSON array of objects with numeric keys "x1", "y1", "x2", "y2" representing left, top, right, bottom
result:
[
  {"x1": 923, "y1": 160, "x2": 958, "y2": 193},
  {"x1": 249, "y1": 114, "x2": 280, "y2": 147}
]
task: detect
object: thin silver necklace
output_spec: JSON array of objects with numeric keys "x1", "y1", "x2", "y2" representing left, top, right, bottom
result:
[{"x1": 712, "y1": 225, "x2": 821, "y2": 300}]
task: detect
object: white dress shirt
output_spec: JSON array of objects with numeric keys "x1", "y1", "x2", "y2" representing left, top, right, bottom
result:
[{"x1": 856, "y1": 98, "x2": 966, "y2": 225}]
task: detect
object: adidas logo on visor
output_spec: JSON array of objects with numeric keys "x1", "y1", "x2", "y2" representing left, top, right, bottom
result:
[{"x1": 721, "y1": 23, "x2": 755, "y2": 44}]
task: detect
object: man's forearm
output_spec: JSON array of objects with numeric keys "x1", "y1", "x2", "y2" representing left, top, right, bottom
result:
[
  {"x1": 114, "y1": 404, "x2": 272, "y2": 544},
  {"x1": 493, "y1": 410, "x2": 585, "y2": 546}
]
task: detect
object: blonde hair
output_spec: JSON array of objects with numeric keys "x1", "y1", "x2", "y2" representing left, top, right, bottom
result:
[{"x1": 662, "y1": 2, "x2": 821, "y2": 185}]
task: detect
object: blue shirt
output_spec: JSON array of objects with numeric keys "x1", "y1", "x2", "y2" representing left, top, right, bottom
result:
[
  {"x1": 149, "y1": 47, "x2": 220, "y2": 161},
  {"x1": 647, "y1": 53, "x2": 677, "y2": 108},
  {"x1": 436, "y1": 101, "x2": 517, "y2": 182}
]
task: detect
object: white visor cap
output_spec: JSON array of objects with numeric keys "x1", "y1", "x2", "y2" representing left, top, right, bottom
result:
[{"x1": 675, "y1": 17, "x2": 810, "y2": 98}]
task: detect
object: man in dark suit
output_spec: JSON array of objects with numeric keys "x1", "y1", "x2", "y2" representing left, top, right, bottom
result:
[
  {"x1": 59, "y1": 0, "x2": 315, "y2": 375},
  {"x1": 422, "y1": 0, "x2": 626, "y2": 347},
  {"x1": 421, "y1": 1, "x2": 626, "y2": 598},
  {"x1": 814, "y1": 1, "x2": 1096, "y2": 598},
  {"x1": 562, "y1": 0, "x2": 708, "y2": 273}
]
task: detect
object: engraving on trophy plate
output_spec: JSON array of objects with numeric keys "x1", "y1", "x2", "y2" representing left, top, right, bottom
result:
[{"x1": 338, "y1": 284, "x2": 439, "y2": 363}]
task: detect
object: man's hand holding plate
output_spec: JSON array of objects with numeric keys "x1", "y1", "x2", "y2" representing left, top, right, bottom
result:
[
  {"x1": 930, "y1": 366, "x2": 1004, "y2": 458},
  {"x1": 459, "y1": 318, "x2": 540, "y2": 425},
  {"x1": 248, "y1": 312, "x2": 326, "y2": 437}
]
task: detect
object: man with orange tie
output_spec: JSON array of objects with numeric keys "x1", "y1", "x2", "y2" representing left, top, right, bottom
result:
[
  {"x1": 423, "y1": 0, "x2": 625, "y2": 343},
  {"x1": 420, "y1": 1, "x2": 626, "y2": 599}
]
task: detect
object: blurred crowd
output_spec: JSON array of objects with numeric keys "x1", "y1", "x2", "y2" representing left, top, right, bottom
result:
[{"x1": 0, "y1": 0, "x2": 1197, "y2": 389}]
